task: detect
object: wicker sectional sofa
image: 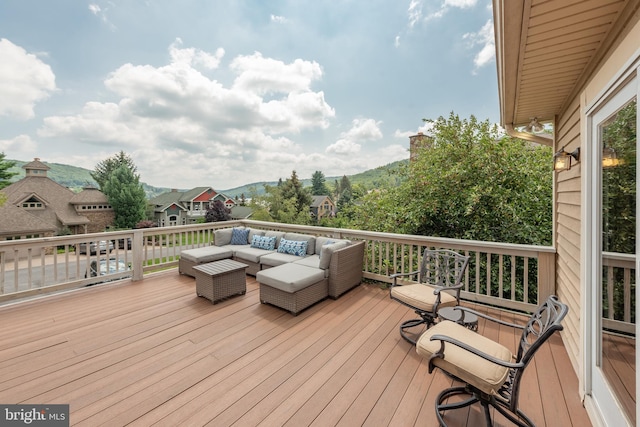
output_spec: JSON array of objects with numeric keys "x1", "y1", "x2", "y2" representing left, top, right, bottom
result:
[{"x1": 179, "y1": 226, "x2": 365, "y2": 314}]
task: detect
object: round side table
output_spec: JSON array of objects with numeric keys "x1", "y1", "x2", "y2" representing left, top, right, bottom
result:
[{"x1": 438, "y1": 307, "x2": 478, "y2": 331}]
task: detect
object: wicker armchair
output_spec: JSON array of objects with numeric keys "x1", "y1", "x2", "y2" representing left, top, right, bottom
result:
[
  {"x1": 416, "y1": 295, "x2": 568, "y2": 427},
  {"x1": 390, "y1": 249, "x2": 470, "y2": 344}
]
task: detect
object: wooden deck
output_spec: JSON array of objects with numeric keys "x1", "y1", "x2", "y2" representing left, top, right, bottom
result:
[{"x1": 0, "y1": 270, "x2": 592, "y2": 427}]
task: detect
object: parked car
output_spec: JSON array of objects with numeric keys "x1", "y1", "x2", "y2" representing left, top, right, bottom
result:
[
  {"x1": 85, "y1": 257, "x2": 130, "y2": 278},
  {"x1": 111, "y1": 237, "x2": 132, "y2": 249},
  {"x1": 78, "y1": 240, "x2": 114, "y2": 255}
]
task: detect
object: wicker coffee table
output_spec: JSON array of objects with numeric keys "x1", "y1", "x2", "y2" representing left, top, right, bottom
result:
[{"x1": 193, "y1": 259, "x2": 248, "y2": 304}]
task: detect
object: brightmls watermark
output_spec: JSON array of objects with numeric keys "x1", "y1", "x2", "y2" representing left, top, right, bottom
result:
[{"x1": 1, "y1": 405, "x2": 69, "y2": 426}]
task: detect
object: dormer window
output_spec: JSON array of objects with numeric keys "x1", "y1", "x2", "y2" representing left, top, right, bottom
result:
[{"x1": 22, "y1": 196, "x2": 43, "y2": 209}]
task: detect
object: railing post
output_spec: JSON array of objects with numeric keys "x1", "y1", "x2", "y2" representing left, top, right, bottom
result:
[
  {"x1": 537, "y1": 251, "x2": 556, "y2": 302},
  {"x1": 132, "y1": 229, "x2": 145, "y2": 281}
]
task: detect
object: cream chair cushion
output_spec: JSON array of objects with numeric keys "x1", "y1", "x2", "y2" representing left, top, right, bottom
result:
[
  {"x1": 416, "y1": 320, "x2": 513, "y2": 395},
  {"x1": 391, "y1": 284, "x2": 457, "y2": 312}
]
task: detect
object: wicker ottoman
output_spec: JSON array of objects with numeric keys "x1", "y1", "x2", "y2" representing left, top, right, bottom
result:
[
  {"x1": 257, "y1": 263, "x2": 328, "y2": 315},
  {"x1": 179, "y1": 246, "x2": 233, "y2": 277},
  {"x1": 193, "y1": 259, "x2": 248, "y2": 304}
]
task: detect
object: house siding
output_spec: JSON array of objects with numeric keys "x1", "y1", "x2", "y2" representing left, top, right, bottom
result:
[
  {"x1": 555, "y1": 97, "x2": 583, "y2": 371},
  {"x1": 554, "y1": 15, "x2": 640, "y2": 389}
]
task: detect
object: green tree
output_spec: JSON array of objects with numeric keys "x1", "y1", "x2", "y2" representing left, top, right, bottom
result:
[
  {"x1": 249, "y1": 171, "x2": 313, "y2": 225},
  {"x1": 311, "y1": 171, "x2": 330, "y2": 195},
  {"x1": 103, "y1": 165, "x2": 147, "y2": 229},
  {"x1": 0, "y1": 152, "x2": 17, "y2": 190},
  {"x1": 91, "y1": 151, "x2": 137, "y2": 191},
  {"x1": 348, "y1": 112, "x2": 553, "y2": 246}
]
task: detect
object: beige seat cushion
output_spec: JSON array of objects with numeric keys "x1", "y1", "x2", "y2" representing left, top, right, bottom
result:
[
  {"x1": 391, "y1": 284, "x2": 457, "y2": 312},
  {"x1": 416, "y1": 321, "x2": 513, "y2": 395}
]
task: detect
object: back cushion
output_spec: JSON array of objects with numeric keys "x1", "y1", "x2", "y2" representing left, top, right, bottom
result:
[
  {"x1": 319, "y1": 241, "x2": 349, "y2": 269},
  {"x1": 214, "y1": 228, "x2": 234, "y2": 246},
  {"x1": 247, "y1": 227, "x2": 265, "y2": 244},
  {"x1": 265, "y1": 230, "x2": 286, "y2": 247},
  {"x1": 283, "y1": 232, "x2": 316, "y2": 255}
]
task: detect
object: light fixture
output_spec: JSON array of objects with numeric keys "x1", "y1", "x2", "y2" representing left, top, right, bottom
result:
[
  {"x1": 525, "y1": 117, "x2": 544, "y2": 133},
  {"x1": 553, "y1": 146, "x2": 580, "y2": 171},
  {"x1": 602, "y1": 145, "x2": 621, "y2": 168}
]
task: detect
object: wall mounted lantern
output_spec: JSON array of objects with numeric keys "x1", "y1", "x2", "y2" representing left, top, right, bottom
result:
[
  {"x1": 602, "y1": 145, "x2": 621, "y2": 168},
  {"x1": 553, "y1": 146, "x2": 580, "y2": 171}
]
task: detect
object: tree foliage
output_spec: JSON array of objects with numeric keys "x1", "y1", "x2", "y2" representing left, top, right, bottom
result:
[
  {"x1": 311, "y1": 171, "x2": 330, "y2": 195},
  {"x1": 348, "y1": 113, "x2": 553, "y2": 245},
  {"x1": 249, "y1": 170, "x2": 313, "y2": 224},
  {"x1": 103, "y1": 165, "x2": 147, "y2": 229},
  {"x1": 205, "y1": 199, "x2": 231, "y2": 223},
  {"x1": 0, "y1": 152, "x2": 17, "y2": 190},
  {"x1": 91, "y1": 151, "x2": 137, "y2": 191}
]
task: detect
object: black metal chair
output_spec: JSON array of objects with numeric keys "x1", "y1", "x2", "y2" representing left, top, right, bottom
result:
[
  {"x1": 416, "y1": 295, "x2": 569, "y2": 427},
  {"x1": 390, "y1": 249, "x2": 470, "y2": 344}
]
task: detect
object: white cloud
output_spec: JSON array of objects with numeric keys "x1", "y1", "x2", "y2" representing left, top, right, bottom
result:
[
  {"x1": 36, "y1": 41, "x2": 337, "y2": 188},
  {"x1": 409, "y1": 0, "x2": 478, "y2": 24},
  {"x1": 394, "y1": 121, "x2": 434, "y2": 139},
  {"x1": 0, "y1": 134, "x2": 38, "y2": 157},
  {"x1": 270, "y1": 14, "x2": 287, "y2": 24},
  {"x1": 169, "y1": 38, "x2": 224, "y2": 70},
  {"x1": 463, "y1": 19, "x2": 495, "y2": 73},
  {"x1": 407, "y1": 0, "x2": 422, "y2": 28},
  {"x1": 0, "y1": 39, "x2": 56, "y2": 120},
  {"x1": 231, "y1": 52, "x2": 323, "y2": 95},
  {"x1": 326, "y1": 118, "x2": 382, "y2": 155},
  {"x1": 88, "y1": 2, "x2": 116, "y2": 31}
]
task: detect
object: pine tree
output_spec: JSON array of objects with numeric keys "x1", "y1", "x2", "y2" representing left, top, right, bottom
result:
[
  {"x1": 103, "y1": 165, "x2": 147, "y2": 229},
  {"x1": 0, "y1": 152, "x2": 17, "y2": 190},
  {"x1": 91, "y1": 151, "x2": 137, "y2": 191}
]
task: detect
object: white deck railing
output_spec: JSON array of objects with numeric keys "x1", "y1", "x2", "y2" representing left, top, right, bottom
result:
[{"x1": 0, "y1": 220, "x2": 633, "y2": 334}]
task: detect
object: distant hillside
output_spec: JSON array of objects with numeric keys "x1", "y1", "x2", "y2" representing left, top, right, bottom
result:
[
  {"x1": 6, "y1": 158, "x2": 408, "y2": 200},
  {"x1": 7, "y1": 160, "x2": 172, "y2": 199},
  {"x1": 220, "y1": 160, "x2": 408, "y2": 198}
]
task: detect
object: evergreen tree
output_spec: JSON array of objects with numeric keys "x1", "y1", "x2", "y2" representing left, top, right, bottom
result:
[
  {"x1": 91, "y1": 151, "x2": 137, "y2": 191},
  {"x1": 103, "y1": 165, "x2": 147, "y2": 229},
  {"x1": 280, "y1": 170, "x2": 312, "y2": 214},
  {"x1": 0, "y1": 152, "x2": 17, "y2": 190},
  {"x1": 311, "y1": 171, "x2": 330, "y2": 195}
]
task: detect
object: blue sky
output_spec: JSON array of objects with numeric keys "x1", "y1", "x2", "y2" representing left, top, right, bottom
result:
[{"x1": 0, "y1": 0, "x2": 497, "y2": 190}]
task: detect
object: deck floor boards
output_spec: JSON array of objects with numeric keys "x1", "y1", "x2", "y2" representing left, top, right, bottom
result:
[{"x1": 0, "y1": 270, "x2": 593, "y2": 426}]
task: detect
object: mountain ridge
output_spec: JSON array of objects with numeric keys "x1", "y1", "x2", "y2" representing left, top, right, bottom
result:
[{"x1": 6, "y1": 158, "x2": 407, "y2": 198}]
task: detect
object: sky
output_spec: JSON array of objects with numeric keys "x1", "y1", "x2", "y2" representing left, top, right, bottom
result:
[{"x1": 0, "y1": 0, "x2": 498, "y2": 190}]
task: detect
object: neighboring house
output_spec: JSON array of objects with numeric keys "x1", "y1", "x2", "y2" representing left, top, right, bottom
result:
[
  {"x1": 310, "y1": 195, "x2": 335, "y2": 220},
  {"x1": 493, "y1": 2, "x2": 638, "y2": 426},
  {"x1": 149, "y1": 187, "x2": 237, "y2": 226},
  {"x1": 229, "y1": 205, "x2": 253, "y2": 220},
  {"x1": 0, "y1": 158, "x2": 113, "y2": 239}
]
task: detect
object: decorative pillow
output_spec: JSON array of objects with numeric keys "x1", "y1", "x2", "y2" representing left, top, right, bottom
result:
[
  {"x1": 277, "y1": 238, "x2": 308, "y2": 257},
  {"x1": 251, "y1": 235, "x2": 276, "y2": 251},
  {"x1": 319, "y1": 241, "x2": 349, "y2": 269},
  {"x1": 230, "y1": 227, "x2": 250, "y2": 245}
]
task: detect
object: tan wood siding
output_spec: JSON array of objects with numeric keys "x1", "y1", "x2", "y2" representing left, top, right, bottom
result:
[{"x1": 554, "y1": 98, "x2": 583, "y2": 371}]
